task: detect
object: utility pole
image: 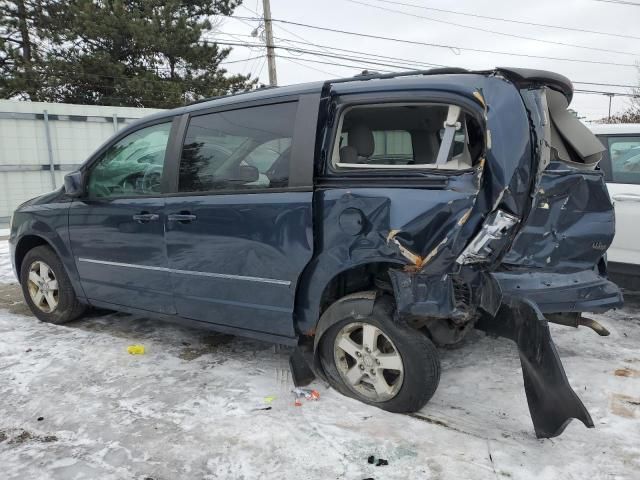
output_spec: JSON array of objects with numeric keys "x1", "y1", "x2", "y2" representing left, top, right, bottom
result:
[
  {"x1": 262, "y1": 0, "x2": 278, "y2": 86},
  {"x1": 606, "y1": 93, "x2": 614, "y2": 120}
]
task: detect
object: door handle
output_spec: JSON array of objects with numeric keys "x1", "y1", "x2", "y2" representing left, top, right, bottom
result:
[
  {"x1": 612, "y1": 194, "x2": 640, "y2": 203},
  {"x1": 132, "y1": 213, "x2": 159, "y2": 223},
  {"x1": 167, "y1": 213, "x2": 197, "y2": 223}
]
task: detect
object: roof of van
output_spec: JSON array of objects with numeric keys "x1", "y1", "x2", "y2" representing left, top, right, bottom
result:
[
  {"x1": 588, "y1": 123, "x2": 640, "y2": 135},
  {"x1": 134, "y1": 67, "x2": 573, "y2": 125}
]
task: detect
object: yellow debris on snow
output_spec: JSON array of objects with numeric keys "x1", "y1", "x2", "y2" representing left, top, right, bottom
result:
[{"x1": 127, "y1": 344, "x2": 145, "y2": 355}]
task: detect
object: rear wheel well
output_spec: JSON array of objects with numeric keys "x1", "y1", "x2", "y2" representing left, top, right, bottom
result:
[
  {"x1": 319, "y1": 262, "x2": 397, "y2": 318},
  {"x1": 15, "y1": 235, "x2": 51, "y2": 274}
]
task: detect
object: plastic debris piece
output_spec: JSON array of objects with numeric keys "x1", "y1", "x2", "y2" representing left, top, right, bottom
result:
[
  {"x1": 263, "y1": 396, "x2": 276, "y2": 404},
  {"x1": 127, "y1": 344, "x2": 145, "y2": 355},
  {"x1": 367, "y1": 455, "x2": 375, "y2": 464},
  {"x1": 250, "y1": 406, "x2": 272, "y2": 412},
  {"x1": 376, "y1": 459, "x2": 388, "y2": 467},
  {"x1": 291, "y1": 387, "x2": 320, "y2": 400},
  {"x1": 292, "y1": 388, "x2": 307, "y2": 398}
]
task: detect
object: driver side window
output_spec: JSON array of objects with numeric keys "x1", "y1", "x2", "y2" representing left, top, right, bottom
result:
[{"x1": 87, "y1": 122, "x2": 172, "y2": 198}]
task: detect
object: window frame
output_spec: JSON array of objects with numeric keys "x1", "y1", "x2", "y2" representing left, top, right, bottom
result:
[
  {"x1": 323, "y1": 92, "x2": 486, "y2": 178},
  {"x1": 79, "y1": 115, "x2": 179, "y2": 201},
  {"x1": 164, "y1": 93, "x2": 319, "y2": 197}
]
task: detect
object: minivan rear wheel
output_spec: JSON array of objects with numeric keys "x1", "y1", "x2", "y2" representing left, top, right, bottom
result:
[
  {"x1": 319, "y1": 295, "x2": 440, "y2": 413},
  {"x1": 20, "y1": 246, "x2": 86, "y2": 324}
]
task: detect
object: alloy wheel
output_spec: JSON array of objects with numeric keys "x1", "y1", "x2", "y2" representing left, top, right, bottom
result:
[
  {"x1": 333, "y1": 322, "x2": 404, "y2": 402},
  {"x1": 27, "y1": 261, "x2": 59, "y2": 313}
]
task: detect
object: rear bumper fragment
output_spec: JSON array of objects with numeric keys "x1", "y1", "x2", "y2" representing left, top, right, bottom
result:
[
  {"x1": 477, "y1": 296, "x2": 595, "y2": 438},
  {"x1": 491, "y1": 269, "x2": 623, "y2": 313}
]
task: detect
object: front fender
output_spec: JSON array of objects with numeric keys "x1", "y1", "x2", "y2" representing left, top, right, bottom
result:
[{"x1": 12, "y1": 206, "x2": 85, "y2": 300}]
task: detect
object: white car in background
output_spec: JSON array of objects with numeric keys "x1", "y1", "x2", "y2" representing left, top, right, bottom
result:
[{"x1": 590, "y1": 123, "x2": 640, "y2": 288}]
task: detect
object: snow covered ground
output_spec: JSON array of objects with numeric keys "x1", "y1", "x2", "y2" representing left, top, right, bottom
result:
[
  {"x1": 0, "y1": 239, "x2": 15, "y2": 284},
  {"x1": 0, "y1": 239, "x2": 638, "y2": 480}
]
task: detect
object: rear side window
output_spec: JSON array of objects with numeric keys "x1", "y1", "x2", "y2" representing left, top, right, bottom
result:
[
  {"x1": 607, "y1": 136, "x2": 640, "y2": 184},
  {"x1": 332, "y1": 103, "x2": 482, "y2": 170},
  {"x1": 178, "y1": 102, "x2": 298, "y2": 193}
]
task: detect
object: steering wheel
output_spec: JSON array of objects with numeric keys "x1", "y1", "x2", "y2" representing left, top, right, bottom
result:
[{"x1": 141, "y1": 164, "x2": 163, "y2": 194}]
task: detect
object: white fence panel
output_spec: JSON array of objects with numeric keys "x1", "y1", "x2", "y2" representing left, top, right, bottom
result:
[{"x1": 0, "y1": 100, "x2": 164, "y2": 221}]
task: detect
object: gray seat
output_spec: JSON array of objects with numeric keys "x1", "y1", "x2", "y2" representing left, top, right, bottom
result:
[
  {"x1": 340, "y1": 125, "x2": 375, "y2": 164},
  {"x1": 411, "y1": 130, "x2": 440, "y2": 164}
]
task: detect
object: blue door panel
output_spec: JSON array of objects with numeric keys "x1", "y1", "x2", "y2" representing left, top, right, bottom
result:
[
  {"x1": 164, "y1": 192, "x2": 313, "y2": 337},
  {"x1": 68, "y1": 198, "x2": 174, "y2": 314}
]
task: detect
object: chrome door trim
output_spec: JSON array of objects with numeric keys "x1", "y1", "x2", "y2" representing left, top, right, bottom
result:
[{"x1": 77, "y1": 258, "x2": 292, "y2": 286}]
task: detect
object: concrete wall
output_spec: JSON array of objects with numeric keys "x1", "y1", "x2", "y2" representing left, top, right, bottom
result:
[{"x1": 0, "y1": 101, "x2": 164, "y2": 221}]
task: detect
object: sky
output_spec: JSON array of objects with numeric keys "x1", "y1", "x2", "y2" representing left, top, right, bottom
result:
[{"x1": 213, "y1": 0, "x2": 640, "y2": 121}]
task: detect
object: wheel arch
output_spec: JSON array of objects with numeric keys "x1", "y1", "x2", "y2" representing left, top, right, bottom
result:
[
  {"x1": 14, "y1": 235, "x2": 51, "y2": 275},
  {"x1": 295, "y1": 258, "x2": 403, "y2": 335},
  {"x1": 13, "y1": 230, "x2": 86, "y2": 301},
  {"x1": 311, "y1": 290, "x2": 378, "y2": 381}
]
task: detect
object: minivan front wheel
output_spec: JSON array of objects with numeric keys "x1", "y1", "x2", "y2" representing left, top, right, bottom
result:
[
  {"x1": 20, "y1": 246, "x2": 86, "y2": 324},
  {"x1": 319, "y1": 296, "x2": 440, "y2": 413}
]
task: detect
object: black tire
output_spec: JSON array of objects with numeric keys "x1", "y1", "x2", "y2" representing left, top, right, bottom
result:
[
  {"x1": 319, "y1": 295, "x2": 440, "y2": 413},
  {"x1": 19, "y1": 245, "x2": 86, "y2": 324}
]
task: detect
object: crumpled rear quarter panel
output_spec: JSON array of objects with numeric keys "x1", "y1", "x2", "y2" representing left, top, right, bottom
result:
[
  {"x1": 502, "y1": 163, "x2": 615, "y2": 272},
  {"x1": 295, "y1": 75, "x2": 535, "y2": 332}
]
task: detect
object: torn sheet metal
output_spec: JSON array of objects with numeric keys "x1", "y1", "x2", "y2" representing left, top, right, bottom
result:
[{"x1": 456, "y1": 209, "x2": 520, "y2": 265}]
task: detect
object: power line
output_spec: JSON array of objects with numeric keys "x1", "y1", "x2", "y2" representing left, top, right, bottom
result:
[
  {"x1": 594, "y1": 0, "x2": 640, "y2": 5},
  {"x1": 277, "y1": 54, "x2": 392, "y2": 73},
  {"x1": 575, "y1": 89, "x2": 639, "y2": 97},
  {"x1": 208, "y1": 34, "x2": 446, "y2": 69},
  {"x1": 275, "y1": 54, "x2": 640, "y2": 98},
  {"x1": 256, "y1": 55, "x2": 269, "y2": 82},
  {"x1": 239, "y1": 3, "x2": 338, "y2": 59},
  {"x1": 231, "y1": 16, "x2": 639, "y2": 68},
  {"x1": 364, "y1": 0, "x2": 640, "y2": 41},
  {"x1": 213, "y1": 31, "x2": 639, "y2": 90},
  {"x1": 279, "y1": 55, "x2": 344, "y2": 76},
  {"x1": 210, "y1": 40, "x2": 446, "y2": 71},
  {"x1": 573, "y1": 81, "x2": 638, "y2": 88},
  {"x1": 271, "y1": 35, "x2": 446, "y2": 68},
  {"x1": 348, "y1": 0, "x2": 638, "y2": 56},
  {"x1": 218, "y1": 42, "x2": 640, "y2": 98},
  {"x1": 220, "y1": 55, "x2": 265, "y2": 65}
]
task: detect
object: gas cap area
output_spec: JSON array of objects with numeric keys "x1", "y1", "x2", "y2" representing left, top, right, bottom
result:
[{"x1": 338, "y1": 207, "x2": 366, "y2": 235}]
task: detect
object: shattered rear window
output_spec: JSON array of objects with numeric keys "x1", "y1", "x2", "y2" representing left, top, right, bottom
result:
[{"x1": 332, "y1": 103, "x2": 483, "y2": 170}]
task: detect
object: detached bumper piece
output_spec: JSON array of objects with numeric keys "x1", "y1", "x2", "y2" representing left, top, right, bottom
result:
[{"x1": 477, "y1": 296, "x2": 594, "y2": 438}]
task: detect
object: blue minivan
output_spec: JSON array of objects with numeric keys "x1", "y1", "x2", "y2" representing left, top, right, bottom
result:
[{"x1": 8, "y1": 68, "x2": 622, "y2": 438}]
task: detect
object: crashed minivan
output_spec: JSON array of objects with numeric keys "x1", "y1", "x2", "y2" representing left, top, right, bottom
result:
[{"x1": 8, "y1": 67, "x2": 622, "y2": 438}]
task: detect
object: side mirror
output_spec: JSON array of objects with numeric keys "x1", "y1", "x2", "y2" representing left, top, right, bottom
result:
[
  {"x1": 236, "y1": 164, "x2": 259, "y2": 183},
  {"x1": 64, "y1": 171, "x2": 84, "y2": 197}
]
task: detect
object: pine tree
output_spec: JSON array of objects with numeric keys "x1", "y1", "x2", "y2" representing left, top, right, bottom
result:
[
  {"x1": 1, "y1": 0, "x2": 256, "y2": 107},
  {"x1": 0, "y1": 0, "x2": 56, "y2": 100}
]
